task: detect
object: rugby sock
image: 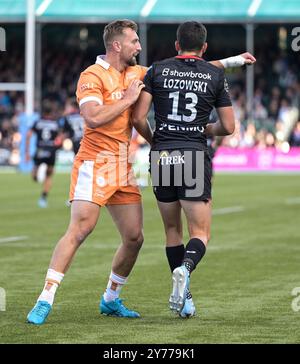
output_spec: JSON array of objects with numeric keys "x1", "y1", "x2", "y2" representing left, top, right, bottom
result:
[
  {"x1": 183, "y1": 238, "x2": 206, "y2": 275},
  {"x1": 41, "y1": 192, "x2": 48, "y2": 199},
  {"x1": 165, "y1": 244, "x2": 185, "y2": 272},
  {"x1": 166, "y1": 244, "x2": 192, "y2": 298},
  {"x1": 103, "y1": 271, "x2": 127, "y2": 302},
  {"x1": 38, "y1": 268, "x2": 64, "y2": 305}
]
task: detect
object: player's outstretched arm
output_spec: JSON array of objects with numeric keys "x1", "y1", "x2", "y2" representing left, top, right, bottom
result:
[
  {"x1": 131, "y1": 91, "x2": 153, "y2": 145},
  {"x1": 210, "y1": 52, "x2": 256, "y2": 68}
]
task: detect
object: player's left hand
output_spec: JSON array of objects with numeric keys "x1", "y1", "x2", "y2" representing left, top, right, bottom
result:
[{"x1": 239, "y1": 52, "x2": 256, "y2": 65}]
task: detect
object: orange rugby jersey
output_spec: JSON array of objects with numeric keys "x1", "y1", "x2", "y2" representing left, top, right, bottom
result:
[{"x1": 76, "y1": 55, "x2": 147, "y2": 159}]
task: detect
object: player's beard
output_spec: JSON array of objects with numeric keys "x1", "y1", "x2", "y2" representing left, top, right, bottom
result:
[{"x1": 126, "y1": 55, "x2": 137, "y2": 66}]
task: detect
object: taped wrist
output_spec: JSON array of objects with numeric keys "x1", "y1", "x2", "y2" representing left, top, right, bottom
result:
[{"x1": 219, "y1": 55, "x2": 245, "y2": 68}]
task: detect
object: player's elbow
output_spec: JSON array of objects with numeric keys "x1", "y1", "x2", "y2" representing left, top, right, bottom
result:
[
  {"x1": 220, "y1": 118, "x2": 235, "y2": 135},
  {"x1": 225, "y1": 122, "x2": 235, "y2": 135},
  {"x1": 131, "y1": 114, "x2": 145, "y2": 128},
  {"x1": 84, "y1": 116, "x2": 102, "y2": 129}
]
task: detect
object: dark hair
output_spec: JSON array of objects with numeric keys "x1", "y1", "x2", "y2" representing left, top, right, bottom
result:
[
  {"x1": 42, "y1": 99, "x2": 54, "y2": 116},
  {"x1": 103, "y1": 19, "x2": 138, "y2": 49},
  {"x1": 41, "y1": 98, "x2": 60, "y2": 119},
  {"x1": 176, "y1": 21, "x2": 207, "y2": 51}
]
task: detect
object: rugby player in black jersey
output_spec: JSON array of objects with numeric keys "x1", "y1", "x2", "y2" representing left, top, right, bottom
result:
[
  {"x1": 60, "y1": 98, "x2": 84, "y2": 155},
  {"x1": 132, "y1": 21, "x2": 255, "y2": 317},
  {"x1": 25, "y1": 99, "x2": 63, "y2": 208}
]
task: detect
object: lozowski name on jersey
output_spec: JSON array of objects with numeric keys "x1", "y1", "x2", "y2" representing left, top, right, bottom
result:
[
  {"x1": 162, "y1": 68, "x2": 211, "y2": 80},
  {"x1": 163, "y1": 78, "x2": 208, "y2": 92}
]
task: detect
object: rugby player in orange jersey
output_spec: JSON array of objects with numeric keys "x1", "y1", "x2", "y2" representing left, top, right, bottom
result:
[
  {"x1": 27, "y1": 20, "x2": 149, "y2": 323},
  {"x1": 27, "y1": 19, "x2": 255, "y2": 324}
]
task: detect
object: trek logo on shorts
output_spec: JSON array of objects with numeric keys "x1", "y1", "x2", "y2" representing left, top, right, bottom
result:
[
  {"x1": 158, "y1": 151, "x2": 185, "y2": 166},
  {"x1": 151, "y1": 150, "x2": 205, "y2": 198}
]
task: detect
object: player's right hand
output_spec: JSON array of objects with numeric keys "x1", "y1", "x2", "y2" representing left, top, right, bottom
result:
[
  {"x1": 123, "y1": 79, "x2": 145, "y2": 104},
  {"x1": 240, "y1": 52, "x2": 256, "y2": 65}
]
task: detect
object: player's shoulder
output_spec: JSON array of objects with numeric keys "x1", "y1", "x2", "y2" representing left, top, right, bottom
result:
[
  {"x1": 80, "y1": 64, "x2": 105, "y2": 79},
  {"x1": 127, "y1": 65, "x2": 148, "y2": 76},
  {"x1": 152, "y1": 57, "x2": 176, "y2": 67},
  {"x1": 129, "y1": 64, "x2": 148, "y2": 72},
  {"x1": 200, "y1": 60, "x2": 225, "y2": 76},
  {"x1": 197, "y1": 59, "x2": 224, "y2": 72}
]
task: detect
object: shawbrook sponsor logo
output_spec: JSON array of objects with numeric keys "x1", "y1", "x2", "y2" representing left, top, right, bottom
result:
[{"x1": 162, "y1": 68, "x2": 211, "y2": 80}]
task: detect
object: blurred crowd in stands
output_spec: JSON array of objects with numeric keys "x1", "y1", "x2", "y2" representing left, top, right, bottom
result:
[
  {"x1": 1, "y1": 34, "x2": 300, "y2": 166},
  {"x1": 222, "y1": 47, "x2": 300, "y2": 151}
]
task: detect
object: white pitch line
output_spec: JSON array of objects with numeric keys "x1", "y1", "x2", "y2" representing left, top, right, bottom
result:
[
  {"x1": 213, "y1": 206, "x2": 245, "y2": 216},
  {"x1": 0, "y1": 236, "x2": 28, "y2": 244},
  {"x1": 285, "y1": 197, "x2": 300, "y2": 205}
]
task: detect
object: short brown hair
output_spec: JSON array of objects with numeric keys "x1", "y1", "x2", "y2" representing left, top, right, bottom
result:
[
  {"x1": 177, "y1": 21, "x2": 207, "y2": 52},
  {"x1": 103, "y1": 19, "x2": 138, "y2": 49}
]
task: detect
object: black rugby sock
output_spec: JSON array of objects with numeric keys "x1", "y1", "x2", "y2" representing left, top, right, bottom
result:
[
  {"x1": 183, "y1": 238, "x2": 206, "y2": 274},
  {"x1": 165, "y1": 244, "x2": 185, "y2": 272}
]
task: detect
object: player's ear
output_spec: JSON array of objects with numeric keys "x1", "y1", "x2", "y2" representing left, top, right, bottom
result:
[
  {"x1": 175, "y1": 40, "x2": 180, "y2": 53},
  {"x1": 112, "y1": 40, "x2": 122, "y2": 53},
  {"x1": 202, "y1": 42, "x2": 208, "y2": 55}
]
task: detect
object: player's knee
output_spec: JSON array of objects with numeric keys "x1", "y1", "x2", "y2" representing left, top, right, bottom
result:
[
  {"x1": 68, "y1": 222, "x2": 95, "y2": 245},
  {"x1": 125, "y1": 231, "x2": 144, "y2": 251},
  {"x1": 165, "y1": 221, "x2": 182, "y2": 235},
  {"x1": 77, "y1": 225, "x2": 94, "y2": 244},
  {"x1": 46, "y1": 167, "x2": 53, "y2": 177}
]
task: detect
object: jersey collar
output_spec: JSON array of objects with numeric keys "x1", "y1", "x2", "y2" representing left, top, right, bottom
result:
[
  {"x1": 95, "y1": 55, "x2": 110, "y2": 70},
  {"x1": 175, "y1": 55, "x2": 203, "y2": 60}
]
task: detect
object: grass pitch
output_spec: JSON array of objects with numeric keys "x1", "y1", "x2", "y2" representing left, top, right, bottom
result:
[{"x1": 0, "y1": 171, "x2": 300, "y2": 343}]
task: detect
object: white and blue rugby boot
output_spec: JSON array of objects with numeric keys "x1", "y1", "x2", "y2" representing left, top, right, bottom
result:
[
  {"x1": 180, "y1": 297, "x2": 196, "y2": 318},
  {"x1": 169, "y1": 265, "x2": 190, "y2": 313}
]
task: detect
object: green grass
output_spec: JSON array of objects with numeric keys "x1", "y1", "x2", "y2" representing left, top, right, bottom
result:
[{"x1": 0, "y1": 171, "x2": 300, "y2": 343}]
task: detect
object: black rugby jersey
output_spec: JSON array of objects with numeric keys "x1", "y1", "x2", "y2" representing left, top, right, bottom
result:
[
  {"x1": 143, "y1": 56, "x2": 232, "y2": 151},
  {"x1": 31, "y1": 118, "x2": 61, "y2": 151},
  {"x1": 61, "y1": 113, "x2": 84, "y2": 143}
]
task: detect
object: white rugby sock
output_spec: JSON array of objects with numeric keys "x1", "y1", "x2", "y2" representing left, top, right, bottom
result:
[
  {"x1": 103, "y1": 271, "x2": 127, "y2": 302},
  {"x1": 38, "y1": 268, "x2": 64, "y2": 305}
]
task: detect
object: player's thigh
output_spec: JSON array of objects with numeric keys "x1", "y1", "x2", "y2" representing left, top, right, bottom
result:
[
  {"x1": 106, "y1": 203, "x2": 143, "y2": 244},
  {"x1": 157, "y1": 200, "x2": 182, "y2": 230},
  {"x1": 157, "y1": 200, "x2": 183, "y2": 245},
  {"x1": 67, "y1": 200, "x2": 100, "y2": 238},
  {"x1": 180, "y1": 199, "x2": 211, "y2": 244}
]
